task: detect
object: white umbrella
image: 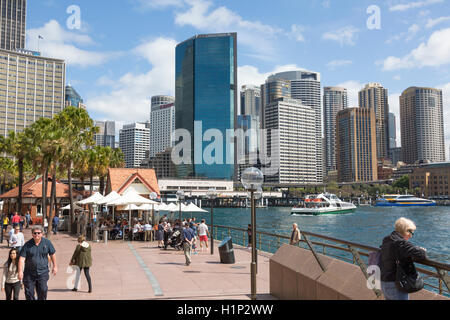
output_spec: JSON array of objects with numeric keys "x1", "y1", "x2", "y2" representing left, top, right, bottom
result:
[
  {"x1": 119, "y1": 204, "x2": 141, "y2": 211},
  {"x1": 185, "y1": 203, "x2": 208, "y2": 213},
  {"x1": 76, "y1": 192, "x2": 105, "y2": 205},
  {"x1": 96, "y1": 191, "x2": 121, "y2": 205},
  {"x1": 61, "y1": 203, "x2": 83, "y2": 211}
]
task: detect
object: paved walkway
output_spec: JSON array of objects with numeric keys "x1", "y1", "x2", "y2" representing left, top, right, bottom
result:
[{"x1": 0, "y1": 227, "x2": 275, "y2": 300}]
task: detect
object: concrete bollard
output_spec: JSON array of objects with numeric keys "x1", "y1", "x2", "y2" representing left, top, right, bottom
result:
[{"x1": 104, "y1": 230, "x2": 108, "y2": 244}]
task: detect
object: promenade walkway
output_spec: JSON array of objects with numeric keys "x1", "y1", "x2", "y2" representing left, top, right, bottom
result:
[{"x1": 0, "y1": 228, "x2": 275, "y2": 300}]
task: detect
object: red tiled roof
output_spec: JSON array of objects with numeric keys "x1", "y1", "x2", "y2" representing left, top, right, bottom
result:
[
  {"x1": 107, "y1": 168, "x2": 160, "y2": 196},
  {"x1": 0, "y1": 176, "x2": 82, "y2": 199}
]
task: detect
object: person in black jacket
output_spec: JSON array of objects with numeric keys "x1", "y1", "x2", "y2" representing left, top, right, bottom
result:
[{"x1": 380, "y1": 217, "x2": 427, "y2": 300}]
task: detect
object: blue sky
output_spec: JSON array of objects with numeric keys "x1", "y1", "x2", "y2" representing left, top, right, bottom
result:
[{"x1": 27, "y1": 0, "x2": 450, "y2": 158}]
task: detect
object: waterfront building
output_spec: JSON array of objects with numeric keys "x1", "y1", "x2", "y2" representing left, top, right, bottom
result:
[
  {"x1": 65, "y1": 84, "x2": 86, "y2": 109},
  {"x1": 400, "y1": 87, "x2": 445, "y2": 164},
  {"x1": 94, "y1": 120, "x2": 115, "y2": 148},
  {"x1": 149, "y1": 98, "x2": 175, "y2": 158},
  {"x1": 267, "y1": 70, "x2": 323, "y2": 183},
  {"x1": 264, "y1": 97, "x2": 316, "y2": 184},
  {"x1": 0, "y1": 49, "x2": 65, "y2": 137},
  {"x1": 323, "y1": 87, "x2": 348, "y2": 175},
  {"x1": 359, "y1": 83, "x2": 390, "y2": 161},
  {"x1": 106, "y1": 168, "x2": 160, "y2": 197},
  {"x1": 0, "y1": 0, "x2": 26, "y2": 51},
  {"x1": 410, "y1": 162, "x2": 450, "y2": 199},
  {"x1": 236, "y1": 114, "x2": 261, "y2": 182},
  {"x1": 336, "y1": 107, "x2": 378, "y2": 183},
  {"x1": 141, "y1": 147, "x2": 177, "y2": 179},
  {"x1": 175, "y1": 33, "x2": 237, "y2": 180},
  {"x1": 389, "y1": 113, "x2": 397, "y2": 149},
  {"x1": 119, "y1": 122, "x2": 150, "y2": 168},
  {"x1": 0, "y1": 175, "x2": 82, "y2": 220}
]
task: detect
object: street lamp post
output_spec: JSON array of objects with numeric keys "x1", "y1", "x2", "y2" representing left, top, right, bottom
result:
[
  {"x1": 241, "y1": 167, "x2": 264, "y2": 301},
  {"x1": 207, "y1": 188, "x2": 217, "y2": 255},
  {"x1": 149, "y1": 192, "x2": 157, "y2": 226},
  {"x1": 176, "y1": 190, "x2": 185, "y2": 223}
]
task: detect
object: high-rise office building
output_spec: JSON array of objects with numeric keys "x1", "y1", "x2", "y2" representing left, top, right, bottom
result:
[
  {"x1": 389, "y1": 113, "x2": 397, "y2": 149},
  {"x1": 336, "y1": 107, "x2": 378, "y2": 182},
  {"x1": 240, "y1": 85, "x2": 261, "y2": 116},
  {"x1": 267, "y1": 70, "x2": 323, "y2": 182},
  {"x1": 65, "y1": 85, "x2": 85, "y2": 109},
  {"x1": 400, "y1": 87, "x2": 445, "y2": 164},
  {"x1": 0, "y1": 49, "x2": 65, "y2": 137},
  {"x1": 264, "y1": 97, "x2": 316, "y2": 184},
  {"x1": 0, "y1": 0, "x2": 26, "y2": 51},
  {"x1": 119, "y1": 122, "x2": 150, "y2": 168},
  {"x1": 175, "y1": 33, "x2": 237, "y2": 180},
  {"x1": 359, "y1": 83, "x2": 390, "y2": 161},
  {"x1": 94, "y1": 120, "x2": 115, "y2": 148},
  {"x1": 151, "y1": 95, "x2": 174, "y2": 110},
  {"x1": 149, "y1": 100, "x2": 175, "y2": 158},
  {"x1": 323, "y1": 87, "x2": 347, "y2": 175}
]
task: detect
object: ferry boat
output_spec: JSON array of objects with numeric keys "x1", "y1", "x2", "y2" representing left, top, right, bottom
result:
[
  {"x1": 375, "y1": 195, "x2": 436, "y2": 207},
  {"x1": 291, "y1": 193, "x2": 357, "y2": 216}
]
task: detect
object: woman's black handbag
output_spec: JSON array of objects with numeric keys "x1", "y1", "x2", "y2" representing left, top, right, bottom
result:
[{"x1": 395, "y1": 246, "x2": 424, "y2": 293}]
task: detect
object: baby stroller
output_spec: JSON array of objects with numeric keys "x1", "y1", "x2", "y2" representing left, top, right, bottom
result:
[
  {"x1": 111, "y1": 227, "x2": 123, "y2": 240},
  {"x1": 164, "y1": 229, "x2": 183, "y2": 250}
]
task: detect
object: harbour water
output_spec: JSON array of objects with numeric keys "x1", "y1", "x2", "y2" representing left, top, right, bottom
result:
[{"x1": 184, "y1": 205, "x2": 450, "y2": 264}]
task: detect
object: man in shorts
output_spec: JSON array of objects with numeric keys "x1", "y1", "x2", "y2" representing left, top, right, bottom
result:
[{"x1": 197, "y1": 219, "x2": 210, "y2": 253}]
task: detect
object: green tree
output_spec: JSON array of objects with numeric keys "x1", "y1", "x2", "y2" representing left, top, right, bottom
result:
[{"x1": 393, "y1": 175, "x2": 410, "y2": 189}]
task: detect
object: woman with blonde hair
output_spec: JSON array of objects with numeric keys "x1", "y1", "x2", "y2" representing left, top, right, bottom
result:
[
  {"x1": 380, "y1": 217, "x2": 427, "y2": 300},
  {"x1": 69, "y1": 235, "x2": 92, "y2": 293}
]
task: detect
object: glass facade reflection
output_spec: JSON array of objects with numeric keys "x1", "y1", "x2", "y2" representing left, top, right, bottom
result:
[{"x1": 175, "y1": 33, "x2": 237, "y2": 180}]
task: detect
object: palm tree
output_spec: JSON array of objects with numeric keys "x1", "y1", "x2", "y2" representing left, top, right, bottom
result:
[
  {"x1": 0, "y1": 157, "x2": 17, "y2": 194},
  {"x1": 54, "y1": 106, "x2": 96, "y2": 233},
  {"x1": 2, "y1": 130, "x2": 32, "y2": 213}
]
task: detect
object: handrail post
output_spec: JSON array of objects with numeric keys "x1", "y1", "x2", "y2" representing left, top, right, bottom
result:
[
  {"x1": 302, "y1": 233, "x2": 327, "y2": 272},
  {"x1": 348, "y1": 245, "x2": 382, "y2": 298},
  {"x1": 436, "y1": 268, "x2": 450, "y2": 294}
]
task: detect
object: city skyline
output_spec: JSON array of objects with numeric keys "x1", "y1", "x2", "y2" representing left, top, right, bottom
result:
[{"x1": 26, "y1": 0, "x2": 450, "y2": 160}]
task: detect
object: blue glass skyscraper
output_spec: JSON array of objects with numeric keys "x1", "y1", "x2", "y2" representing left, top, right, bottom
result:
[{"x1": 175, "y1": 33, "x2": 237, "y2": 180}]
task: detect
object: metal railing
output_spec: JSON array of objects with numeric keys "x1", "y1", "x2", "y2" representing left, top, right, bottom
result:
[{"x1": 212, "y1": 224, "x2": 450, "y2": 297}]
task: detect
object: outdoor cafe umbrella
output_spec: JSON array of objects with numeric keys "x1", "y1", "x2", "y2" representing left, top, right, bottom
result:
[
  {"x1": 106, "y1": 191, "x2": 158, "y2": 229},
  {"x1": 76, "y1": 192, "x2": 105, "y2": 221},
  {"x1": 61, "y1": 203, "x2": 83, "y2": 211},
  {"x1": 96, "y1": 191, "x2": 121, "y2": 220}
]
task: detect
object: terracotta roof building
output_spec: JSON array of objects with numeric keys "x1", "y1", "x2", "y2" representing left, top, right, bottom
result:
[
  {"x1": 106, "y1": 168, "x2": 160, "y2": 197},
  {"x1": 0, "y1": 176, "x2": 83, "y2": 223}
]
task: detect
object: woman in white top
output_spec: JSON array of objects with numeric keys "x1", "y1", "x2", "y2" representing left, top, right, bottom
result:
[{"x1": 2, "y1": 248, "x2": 22, "y2": 300}]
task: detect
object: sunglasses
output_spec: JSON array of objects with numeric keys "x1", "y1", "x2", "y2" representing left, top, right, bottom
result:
[
  {"x1": 33, "y1": 232, "x2": 42, "y2": 235},
  {"x1": 407, "y1": 229, "x2": 415, "y2": 236}
]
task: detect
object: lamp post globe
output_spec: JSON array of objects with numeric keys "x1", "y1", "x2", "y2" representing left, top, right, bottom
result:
[
  {"x1": 149, "y1": 192, "x2": 157, "y2": 225},
  {"x1": 241, "y1": 167, "x2": 263, "y2": 301},
  {"x1": 176, "y1": 190, "x2": 185, "y2": 222}
]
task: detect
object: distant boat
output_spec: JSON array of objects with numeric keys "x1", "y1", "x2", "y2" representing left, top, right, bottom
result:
[
  {"x1": 291, "y1": 193, "x2": 357, "y2": 216},
  {"x1": 375, "y1": 195, "x2": 436, "y2": 207}
]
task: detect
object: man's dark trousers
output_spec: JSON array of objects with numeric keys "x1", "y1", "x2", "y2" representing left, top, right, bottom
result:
[{"x1": 23, "y1": 272, "x2": 49, "y2": 300}]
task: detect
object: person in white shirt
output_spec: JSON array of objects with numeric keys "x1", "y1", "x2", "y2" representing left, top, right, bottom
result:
[
  {"x1": 9, "y1": 227, "x2": 25, "y2": 251},
  {"x1": 197, "y1": 220, "x2": 210, "y2": 252},
  {"x1": 143, "y1": 223, "x2": 152, "y2": 242}
]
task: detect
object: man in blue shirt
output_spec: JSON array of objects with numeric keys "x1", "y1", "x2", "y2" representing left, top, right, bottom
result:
[
  {"x1": 182, "y1": 223, "x2": 195, "y2": 266},
  {"x1": 52, "y1": 215, "x2": 60, "y2": 235},
  {"x1": 18, "y1": 225, "x2": 57, "y2": 300}
]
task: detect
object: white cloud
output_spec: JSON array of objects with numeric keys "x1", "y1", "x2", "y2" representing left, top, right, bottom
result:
[
  {"x1": 382, "y1": 28, "x2": 450, "y2": 70},
  {"x1": 326, "y1": 60, "x2": 353, "y2": 70},
  {"x1": 426, "y1": 16, "x2": 450, "y2": 28},
  {"x1": 322, "y1": 26, "x2": 359, "y2": 46},
  {"x1": 335, "y1": 80, "x2": 365, "y2": 108},
  {"x1": 389, "y1": 0, "x2": 444, "y2": 12},
  {"x1": 322, "y1": 1, "x2": 331, "y2": 8},
  {"x1": 174, "y1": 0, "x2": 283, "y2": 61},
  {"x1": 86, "y1": 37, "x2": 177, "y2": 125},
  {"x1": 238, "y1": 64, "x2": 303, "y2": 90},
  {"x1": 288, "y1": 25, "x2": 307, "y2": 42},
  {"x1": 27, "y1": 20, "x2": 112, "y2": 67},
  {"x1": 385, "y1": 23, "x2": 421, "y2": 44}
]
